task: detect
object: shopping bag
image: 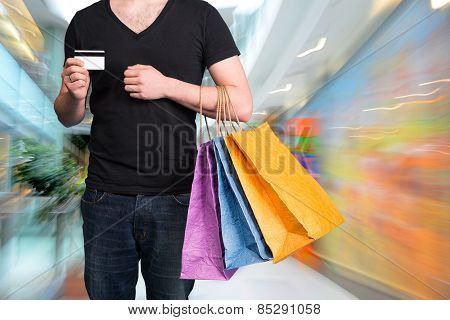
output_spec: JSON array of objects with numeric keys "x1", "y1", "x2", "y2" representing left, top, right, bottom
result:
[
  {"x1": 224, "y1": 122, "x2": 344, "y2": 263},
  {"x1": 180, "y1": 85, "x2": 241, "y2": 280},
  {"x1": 180, "y1": 140, "x2": 237, "y2": 280},
  {"x1": 180, "y1": 140, "x2": 238, "y2": 280},
  {"x1": 213, "y1": 137, "x2": 272, "y2": 269}
]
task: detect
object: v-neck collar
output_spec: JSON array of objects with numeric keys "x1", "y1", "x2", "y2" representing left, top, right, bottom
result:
[{"x1": 104, "y1": 0, "x2": 174, "y2": 39}]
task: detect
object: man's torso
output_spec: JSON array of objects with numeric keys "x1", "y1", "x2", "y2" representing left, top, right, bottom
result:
[
  {"x1": 64, "y1": 0, "x2": 240, "y2": 195},
  {"x1": 72, "y1": 0, "x2": 207, "y2": 195}
]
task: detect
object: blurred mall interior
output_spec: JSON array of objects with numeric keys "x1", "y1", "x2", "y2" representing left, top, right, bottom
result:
[{"x1": 0, "y1": 0, "x2": 449, "y2": 300}]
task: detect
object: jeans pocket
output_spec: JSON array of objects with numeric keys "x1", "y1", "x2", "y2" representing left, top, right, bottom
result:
[
  {"x1": 171, "y1": 193, "x2": 191, "y2": 206},
  {"x1": 81, "y1": 188, "x2": 109, "y2": 204}
]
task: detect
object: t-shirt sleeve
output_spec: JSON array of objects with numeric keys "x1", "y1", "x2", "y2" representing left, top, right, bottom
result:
[
  {"x1": 203, "y1": 4, "x2": 241, "y2": 68},
  {"x1": 63, "y1": 13, "x2": 79, "y2": 66}
]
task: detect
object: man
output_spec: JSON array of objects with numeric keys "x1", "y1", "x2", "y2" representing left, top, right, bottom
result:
[{"x1": 54, "y1": 0, "x2": 252, "y2": 300}]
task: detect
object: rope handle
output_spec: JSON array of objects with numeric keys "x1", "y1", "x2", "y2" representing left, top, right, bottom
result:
[
  {"x1": 199, "y1": 85, "x2": 211, "y2": 145},
  {"x1": 199, "y1": 84, "x2": 253, "y2": 144},
  {"x1": 216, "y1": 86, "x2": 232, "y2": 136},
  {"x1": 220, "y1": 85, "x2": 255, "y2": 133},
  {"x1": 224, "y1": 86, "x2": 256, "y2": 131}
]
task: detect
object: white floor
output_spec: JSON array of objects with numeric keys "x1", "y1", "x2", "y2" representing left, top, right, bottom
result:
[{"x1": 136, "y1": 258, "x2": 357, "y2": 300}]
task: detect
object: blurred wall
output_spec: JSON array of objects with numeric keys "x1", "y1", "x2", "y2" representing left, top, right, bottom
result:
[
  {"x1": 0, "y1": 1, "x2": 82, "y2": 299},
  {"x1": 283, "y1": 1, "x2": 449, "y2": 299}
]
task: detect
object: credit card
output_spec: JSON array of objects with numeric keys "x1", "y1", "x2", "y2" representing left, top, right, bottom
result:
[{"x1": 74, "y1": 50, "x2": 105, "y2": 70}]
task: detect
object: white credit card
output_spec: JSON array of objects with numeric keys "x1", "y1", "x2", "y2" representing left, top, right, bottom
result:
[{"x1": 74, "y1": 50, "x2": 105, "y2": 70}]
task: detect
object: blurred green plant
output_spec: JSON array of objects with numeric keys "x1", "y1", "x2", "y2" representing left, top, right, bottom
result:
[
  {"x1": 70, "y1": 134, "x2": 90, "y2": 150},
  {"x1": 10, "y1": 138, "x2": 85, "y2": 222}
]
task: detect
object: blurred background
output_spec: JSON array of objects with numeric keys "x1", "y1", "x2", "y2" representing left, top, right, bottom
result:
[{"x1": 0, "y1": 0, "x2": 448, "y2": 300}]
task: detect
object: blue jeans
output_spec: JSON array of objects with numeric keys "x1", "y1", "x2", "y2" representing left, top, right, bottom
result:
[{"x1": 80, "y1": 188, "x2": 195, "y2": 300}]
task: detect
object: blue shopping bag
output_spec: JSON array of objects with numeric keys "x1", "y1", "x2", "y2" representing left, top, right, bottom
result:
[{"x1": 213, "y1": 137, "x2": 272, "y2": 269}]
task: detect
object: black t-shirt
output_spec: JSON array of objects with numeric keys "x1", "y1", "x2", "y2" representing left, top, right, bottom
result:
[{"x1": 64, "y1": 0, "x2": 240, "y2": 195}]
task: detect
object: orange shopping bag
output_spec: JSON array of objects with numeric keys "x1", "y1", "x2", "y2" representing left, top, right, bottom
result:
[{"x1": 224, "y1": 122, "x2": 344, "y2": 263}]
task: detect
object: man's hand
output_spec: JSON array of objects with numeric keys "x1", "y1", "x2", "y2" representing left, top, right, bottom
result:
[
  {"x1": 62, "y1": 58, "x2": 90, "y2": 101},
  {"x1": 124, "y1": 64, "x2": 168, "y2": 100},
  {"x1": 54, "y1": 58, "x2": 89, "y2": 127}
]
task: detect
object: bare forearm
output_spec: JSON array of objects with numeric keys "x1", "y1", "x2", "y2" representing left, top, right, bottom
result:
[
  {"x1": 163, "y1": 77, "x2": 252, "y2": 122},
  {"x1": 54, "y1": 92, "x2": 86, "y2": 127}
]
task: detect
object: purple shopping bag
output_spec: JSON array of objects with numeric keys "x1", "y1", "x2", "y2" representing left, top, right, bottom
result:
[{"x1": 180, "y1": 140, "x2": 238, "y2": 280}]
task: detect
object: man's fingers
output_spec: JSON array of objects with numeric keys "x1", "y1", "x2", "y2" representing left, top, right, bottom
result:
[
  {"x1": 63, "y1": 76, "x2": 72, "y2": 86},
  {"x1": 130, "y1": 93, "x2": 143, "y2": 99},
  {"x1": 124, "y1": 85, "x2": 140, "y2": 92},
  {"x1": 123, "y1": 77, "x2": 139, "y2": 85},
  {"x1": 68, "y1": 73, "x2": 88, "y2": 83},
  {"x1": 65, "y1": 58, "x2": 85, "y2": 68},
  {"x1": 124, "y1": 69, "x2": 140, "y2": 77},
  {"x1": 67, "y1": 79, "x2": 87, "y2": 89},
  {"x1": 64, "y1": 65, "x2": 88, "y2": 76},
  {"x1": 63, "y1": 74, "x2": 87, "y2": 89},
  {"x1": 123, "y1": 77, "x2": 140, "y2": 85},
  {"x1": 65, "y1": 66, "x2": 88, "y2": 76}
]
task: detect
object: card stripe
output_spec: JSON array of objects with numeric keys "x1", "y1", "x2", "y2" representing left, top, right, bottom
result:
[{"x1": 74, "y1": 50, "x2": 105, "y2": 53}]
